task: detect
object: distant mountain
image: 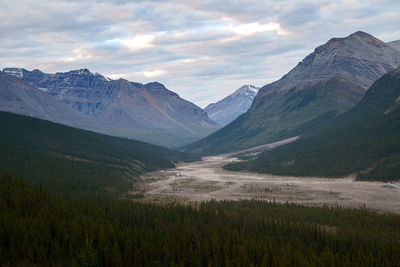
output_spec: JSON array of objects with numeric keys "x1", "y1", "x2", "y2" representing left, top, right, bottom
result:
[
  {"x1": 0, "y1": 111, "x2": 200, "y2": 195},
  {"x1": 1, "y1": 68, "x2": 218, "y2": 147},
  {"x1": 388, "y1": 40, "x2": 400, "y2": 51},
  {"x1": 204, "y1": 85, "x2": 259, "y2": 126},
  {"x1": 225, "y1": 68, "x2": 400, "y2": 181},
  {"x1": 0, "y1": 72, "x2": 105, "y2": 132},
  {"x1": 184, "y1": 31, "x2": 400, "y2": 155}
]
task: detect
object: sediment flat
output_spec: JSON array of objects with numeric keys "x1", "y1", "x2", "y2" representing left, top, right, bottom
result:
[{"x1": 137, "y1": 155, "x2": 400, "y2": 214}]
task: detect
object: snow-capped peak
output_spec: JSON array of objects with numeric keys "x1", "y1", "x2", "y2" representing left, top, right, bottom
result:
[
  {"x1": 233, "y1": 84, "x2": 259, "y2": 97},
  {"x1": 204, "y1": 84, "x2": 259, "y2": 126}
]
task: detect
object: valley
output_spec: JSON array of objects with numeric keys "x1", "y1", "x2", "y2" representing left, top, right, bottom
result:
[
  {"x1": 137, "y1": 154, "x2": 400, "y2": 214},
  {"x1": 2, "y1": 1, "x2": 400, "y2": 265}
]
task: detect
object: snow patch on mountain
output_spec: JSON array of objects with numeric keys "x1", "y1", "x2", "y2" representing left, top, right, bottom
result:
[
  {"x1": 205, "y1": 84, "x2": 259, "y2": 126},
  {"x1": 3, "y1": 68, "x2": 24, "y2": 78}
]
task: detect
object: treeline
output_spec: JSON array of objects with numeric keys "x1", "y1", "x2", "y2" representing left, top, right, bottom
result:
[
  {"x1": 225, "y1": 130, "x2": 400, "y2": 182},
  {"x1": 1, "y1": 173, "x2": 399, "y2": 266},
  {"x1": 358, "y1": 154, "x2": 400, "y2": 181},
  {"x1": 0, "y1": 111, "x2": 200, "y2": 196}
]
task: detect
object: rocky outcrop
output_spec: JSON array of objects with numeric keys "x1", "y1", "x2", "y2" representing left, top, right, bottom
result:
[{"x1": 0, "y1": 72, "x2": 104, "y2": 132}]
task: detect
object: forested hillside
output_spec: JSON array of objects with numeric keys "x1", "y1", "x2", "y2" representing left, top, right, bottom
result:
[
  {"x1": 1, "y1": 174, "x2": 399, "y2": 266},
  {"x1": 0, "y1": 111, "x2": 199, "y2": 196},
  {"x1": 225, "y1": 68, "x2": 400, "y2": 181}
]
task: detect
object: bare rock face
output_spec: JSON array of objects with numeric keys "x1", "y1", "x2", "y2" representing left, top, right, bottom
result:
[
  {"x1": 251, "y1": 31, "x2": 400, "y2": 112},
  {"x1": 185, "y1": 31, "x2": 400, "y2": 155},
  {"x1": 388, "y1": 40, "x2": 400, "y2": 51},
  {"x1": 254, "y1": 31, "x2": 400, "y2": 107},
  {"x1": 1, "y1": 68, "x2": 217, "y2": 147},
  {"x1": 0, "y1": 72, "x2": 104, "y2": 132},
  {"x1": 205, "y1": 85, "x2": 259, "y2": 126}
]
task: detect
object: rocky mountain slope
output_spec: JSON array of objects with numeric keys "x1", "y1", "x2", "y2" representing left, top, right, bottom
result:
[
  {"x1": 204, "y1": 85, "x2": 259, "y2": 126},
  {"x1": 184, "y1": 31, "x2": 400, "y2": 155},
  {"x1": 0, "y1": 72, "x2": 105, "y2": 132},
  {"x1": 1, "y1": 68, "x2": 218, "y2": 147},
  {"x1": 225, "y1": 68, "x2": 400, "y2": 181},
  {"x1": 388, "y1": 40, "x2": 400, "y2": 51}
]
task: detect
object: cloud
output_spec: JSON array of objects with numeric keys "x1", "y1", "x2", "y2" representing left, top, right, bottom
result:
[
  {"x1": 1, "y1": 0, "x2": 399, "y2": 107},
  {"x1": 106, "y1": 73, "x2": 129, "y2": 80},
  {"x1": 143, "y1": 69, "x2": 168, "y2": 78},
  {"x1": 61, "y1": 47, "x2": 94, "y2": 63},
  {"x1": 121, "y1": 34, "x2": 155, "y2": 51},
  {"x1": 233, "y1": 22, "x2": 289, "y2": 36}
]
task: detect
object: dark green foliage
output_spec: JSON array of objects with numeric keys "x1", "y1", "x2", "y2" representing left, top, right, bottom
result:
[
  {"x1": 358, "y1": 154, "x2": 400, "y2": 181},
  {"x1": 1, "y1": 174, "x2": 400, "y2": 266},
  {"x1": 226, "y1": 68, "x2": 400, "y2": 181},
  {"x1": 0, "y1": 111, "x2": 200, "y2": 196}
]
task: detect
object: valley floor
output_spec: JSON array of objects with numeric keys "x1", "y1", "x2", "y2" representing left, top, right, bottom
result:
[{"x1": 134, "y1": 155, "x2": 400, "y2": 214}]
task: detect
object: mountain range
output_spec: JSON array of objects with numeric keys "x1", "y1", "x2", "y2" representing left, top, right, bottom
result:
[
  {"x1": 2, "y1": 31, "x2": 400, "y2": 165},
  {"x1": 204, "y1": 84, "x2": 259, "y2": 126},
  {"x1": 184, "y1": 31, "x2": 400, "y2": 155},
  {"x1": 1, "y1": 68, "x2": 218, "y2": 147},
  {"x1": 225, "y1": 67, "x2": 400, "y2": 181}
]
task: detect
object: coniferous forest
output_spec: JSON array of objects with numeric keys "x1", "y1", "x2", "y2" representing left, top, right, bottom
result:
[
  {"x1": 0, "y1": 111, "x2": 200, "y2": 197},
  {"x1": 1, "y1": 173, "x2": 400, "y2": 266}
]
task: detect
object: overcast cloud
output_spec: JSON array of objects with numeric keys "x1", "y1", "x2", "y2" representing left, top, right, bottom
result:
[{"x1": 1, "y1": 0, "x2": 399, "y2": 107}]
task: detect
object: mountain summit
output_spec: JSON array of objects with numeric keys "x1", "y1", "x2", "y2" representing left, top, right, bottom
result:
[
  {"x1": 184, "y1": 31, "x2": 400, "y2": 155},
  {"x1": 260, "y1": 31, "x2": 400, "y2": 95},
  {"x1": 205, "y1": 84, "x2": 259, "y2": 126}
]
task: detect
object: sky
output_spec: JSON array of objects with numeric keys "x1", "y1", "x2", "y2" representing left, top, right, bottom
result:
[{"x1": 1, "y1": 0, "x2": 400, "y2": 107}]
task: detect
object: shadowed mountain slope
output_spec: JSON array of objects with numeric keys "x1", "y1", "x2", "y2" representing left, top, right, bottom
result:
[
  {"x1": 225, "y1": 68, "x2": 400, "y2": 181},
  {"x1": 0, "y1": 111, "x2": 200, "y2": 196},
  {"x1": 184, "y1": 31, "x2": 400, "y2": 155}
]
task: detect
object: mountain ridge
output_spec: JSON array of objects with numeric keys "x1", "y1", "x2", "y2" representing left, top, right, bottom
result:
[
  {"x1": 0, "y1": 71, "x2": 106, "y2": 132},
  {"x1": 1, "y1": 68, "x2": 218, "y2": 147},
  {"x1": 184, "y1": 31, "x2": 400, "y2": 155}
]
